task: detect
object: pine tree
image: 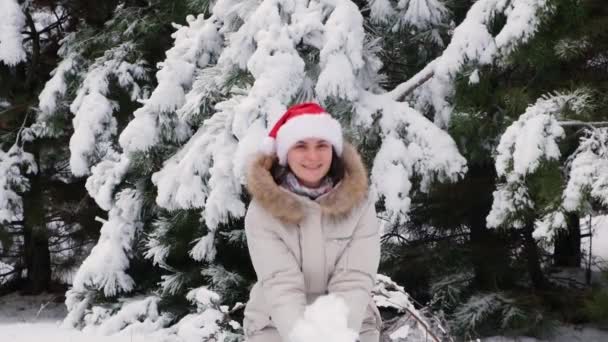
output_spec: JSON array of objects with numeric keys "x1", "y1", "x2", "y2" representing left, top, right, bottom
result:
[
  {"x1": 0, "y1": 0, "x2": 103, "y2": 293},
  {"x1": 5, "y1": 0, "x2": 603, "y2": 340},
  {"x1": 426, "y1": 0, "x2": 608, "y2": 336},
  {"x1": 50, "y1": 0, "x2": 469, "y2": 336}
]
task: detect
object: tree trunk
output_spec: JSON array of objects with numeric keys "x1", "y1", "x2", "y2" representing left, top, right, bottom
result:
[
  {"x1": 22, "y1": 142, "x2": 51, "y2": 294},
  {"x1": 469, "y1": 217, "x2": 498, "y2": 290},
  {"x1": 466, "y1": 164, "x2": 509, "y2": 290},
  {"x1": 553, "y1": 213, "x2": 581, "y2": 268},
  {"x1": 24, "y1": 9, "x2": 40, "y2": 91},
  {"x1": 522, "y1": 222, "x2": 548, "y2": 290}
]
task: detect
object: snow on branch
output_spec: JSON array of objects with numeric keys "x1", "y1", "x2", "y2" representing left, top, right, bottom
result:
[
  {"x1": 0, "y1": 145, "x2": 38, "y2": 224},
  {"x1": 150, "y1": 0, "x2": 467, "y2": 227},
  {"x1": 119, "y1": 13, "x2": 223, "y2": 153},
  {"x1": 487, "y1": 89, "x2": 593, "y2": 230},
  {"x1": 38, "y1": 56, "x2": 77, "y2": 117},
  {"x1": 315, "y1": 0, "x2": 365, "y2": 102},
  {"x1": 95, "y1": 296, "x2": 168, "y2": 335},
  {"x1": 360, "y1": 91, "x2": 467, "y2": 223},
  {"x1": 487, "y1": 183, "x2": 533, "y2": 229},
  {"x1": 563, "y1": 127, "x2": 608, "y2": 211},
  {"x1": 153, "y1": 100, "x2": 247, "y2": 262},
  {"x1": 374, "y1": 274, "x2": 451, "y2": 341},
  {"x1": 389, "y1": 0, "x2": 551, "y2": 126},
  {"x1": 69, "y1": 43, "x2": 147, "y2": 176},
  {"x1": 161, "y1": 287, "x2": 242, "y2": 341},
  {"x1": 0, "y1": 0, "x2": 27, "y2": 66},
  {"x1": 152, "y1": 0, "x2": 318, "y2": 233},
  {"x1": 85, "y1": 155, "x2": 131, "y2": 211},
  {"x1": 534, "y1": 210, "x2": 566, "y2": 239},
  {"x1": 69, "y1": 189, "x2": 143, "y2": 298},
  {"x1": 368, "y1": 0, "x2": 448, "y2": 30},
  {"x1": 63, "y1": 188, "x2": 145, "y2": 329}
]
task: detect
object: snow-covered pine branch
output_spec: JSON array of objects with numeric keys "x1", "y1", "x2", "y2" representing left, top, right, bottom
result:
[
  {"x1": 162, "y1": 287, "x2": 243, "y2": 341},
  {"x1": 69, "y1": 43, "x2": 147, "y2": 176},
  {"x1": 368, "y1": 0, "x2": 449, "y2": 30},
  {"x1": 61, "y1": 0, "x2": 566, "y2": 332},
  {"x1": 0, "y1": 0, "x2": 27, "y2": 66},
  {"x1": 0, "y1": 145, "x2": 38, "y2": 224},
  {"x1": 389, "y1": 0, "x2": 552, "y2": 126},
  {"x1": 374, "y1": 274, "x2": 451, "y2": 341},
  {"x1": 450, "y1": 292, "x2": 528, "y2": 336},
  {"x1": 36, "y1": 56, "x2": 77, "y2": 124},
  {"x1": 85, "y1": 155, "x2": 131, "y2": 212},
  {"x1": 563, "y1": 127, "x2": 608, "y2": 211},
  {"x1": 150, "y1": 0, "x2": 466, "y2": 227},
  {"x1": 487, "y1": 89, "x2": 594, "y2": 232},
  {"x1": 118, "y1": 13, "x2": 223, "y2": 152},
  {"x1": 64, "y1": 188, "x2": 143, "y2": 327}
]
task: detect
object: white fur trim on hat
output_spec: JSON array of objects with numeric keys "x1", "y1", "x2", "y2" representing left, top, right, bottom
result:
[{"x1": 275, "y1": 113, "x2": 343, "y2": 165}]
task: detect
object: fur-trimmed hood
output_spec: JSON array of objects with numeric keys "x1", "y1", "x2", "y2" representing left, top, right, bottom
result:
[{"x1": 246, "y1": 142, "x2": 369, "y2": 225}]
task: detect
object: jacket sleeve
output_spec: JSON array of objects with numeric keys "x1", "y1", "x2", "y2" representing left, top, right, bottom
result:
[
  {"x1": 327, "y1": 197, "x2": 381, "y2": 333},
  {"x1": 244, "y1": 201, "x2": 306, "y2": 340}
]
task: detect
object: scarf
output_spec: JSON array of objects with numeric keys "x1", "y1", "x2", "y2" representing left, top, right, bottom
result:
[{"x1": 280, "y1": 172, "x2": 334, "y2": 200}]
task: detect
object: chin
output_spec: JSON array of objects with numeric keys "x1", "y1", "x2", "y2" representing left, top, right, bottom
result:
[{"x1": 302, "y1": 176, "x2": 321, "y2": 183}]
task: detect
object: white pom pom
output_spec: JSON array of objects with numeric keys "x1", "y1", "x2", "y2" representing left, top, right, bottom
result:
[{"x1": 259, "y1": 136, "x2": 276, "y2": 155}]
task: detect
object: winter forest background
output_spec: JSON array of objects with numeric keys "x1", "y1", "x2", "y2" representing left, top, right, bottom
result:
[{"x1": 1, "y1": 0, "x2": 608, "y2": 341}]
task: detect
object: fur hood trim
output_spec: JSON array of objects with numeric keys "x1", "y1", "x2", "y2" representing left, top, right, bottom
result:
[{"x1": 246, "y1": 142, "x2": 369, "y2": 225}]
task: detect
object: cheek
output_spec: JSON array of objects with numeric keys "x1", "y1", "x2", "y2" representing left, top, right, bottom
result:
[
  {"x1": 287, "y1": 153, "x2": 306, "y2": 174},
  {"x1": 322, "y1": 150, "x2": 333, "y2": 168},
  {"x1": 286, "y1": 150, "x2": 302, "y2": 166}
]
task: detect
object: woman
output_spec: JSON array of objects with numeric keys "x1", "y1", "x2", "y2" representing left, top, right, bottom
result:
[{"x1": 243, "y1": 102, "x2": 382, "y2": 342}]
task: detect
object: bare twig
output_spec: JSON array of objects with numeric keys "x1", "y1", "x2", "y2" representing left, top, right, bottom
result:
[
  {"x1": 0, "y1": 267, "x2": 19, "y2": 278},
  {"x1": 23, "y1": 9, "x2": 40, "y2": 90},
  {"x1": 14, "y1": 110, "x2": 30, "y2": 146},
  {"x1": 35, "y1": 295, "x2": 62, "y2": 320},
  {"x1": 404, "y1": 306, "x2": 442, "y2": 342},
  {"x1": 558, "y1": 121, "x2": 608, "y2": 128},
  {"x1": 388, "y1": 61, "x2": 436, "y2": 101}
]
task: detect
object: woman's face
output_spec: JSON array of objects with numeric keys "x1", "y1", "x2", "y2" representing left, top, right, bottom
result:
[{"x1": 286, "y1": 138, "x2": 333, "y2": 188}]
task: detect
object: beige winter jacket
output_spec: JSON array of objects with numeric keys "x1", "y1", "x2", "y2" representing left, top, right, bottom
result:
[{"x1": 243, "y1": 143, "x2": 382, "y2": 342}]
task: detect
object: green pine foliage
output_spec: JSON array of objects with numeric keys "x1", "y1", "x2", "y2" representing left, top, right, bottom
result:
[
  {"x1": 2, "y1": 0, "x2": 608, "y2": 340},
  {"x1": 424, "y1": 0, "x2": 608, "y2": 337},
  {"x1": 583, "y1": 272, "x2": 608, "y2": 327}
]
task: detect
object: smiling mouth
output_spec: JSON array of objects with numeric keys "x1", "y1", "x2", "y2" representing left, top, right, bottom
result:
[{"x1": 301, "y1": 165, "x2": 322, "y2": 170}]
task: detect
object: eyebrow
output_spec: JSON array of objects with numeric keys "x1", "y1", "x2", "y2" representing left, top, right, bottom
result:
[{"x1": 295, "y1": 140, "x2": 328, "y2": 145}]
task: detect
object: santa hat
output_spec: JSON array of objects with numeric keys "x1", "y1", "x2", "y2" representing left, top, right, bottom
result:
[{"x1": 261, "y1": 103, "x2": 343, "y2": 165}]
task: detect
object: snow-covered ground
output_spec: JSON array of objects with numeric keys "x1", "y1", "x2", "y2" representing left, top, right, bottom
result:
[
  {"x1": 0, "y1": 292, "x2": 607, "y2": 342},
  {"x1": 0, "y1": 322, "x2": 155, "y2": 342},
  {"x1": 485, "y1": 326, "x2": 608, "y2": 342},
  {"x1": 0, "y1": 293, "x2": 150, "y2": 342},
  {"x1": 0, "y1": 219, "x2": 606, "y2": 342}
]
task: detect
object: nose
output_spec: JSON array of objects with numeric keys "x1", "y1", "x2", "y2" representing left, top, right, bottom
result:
[{"x1": 304, "y1": 147, "x2": 318, "y2": 161}]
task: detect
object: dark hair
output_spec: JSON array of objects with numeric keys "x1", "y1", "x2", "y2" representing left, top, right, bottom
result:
[{"x1": 271, "y1": 148, "x2": 345, "y2": 185}]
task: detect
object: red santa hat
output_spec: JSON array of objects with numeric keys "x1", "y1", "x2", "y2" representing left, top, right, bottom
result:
[{"x1": 260, "y1": 103, "x2": 343, "y2": 165}]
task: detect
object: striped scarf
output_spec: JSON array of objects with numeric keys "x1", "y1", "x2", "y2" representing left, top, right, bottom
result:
[{"x1": 280, "y1": 172, "x2": 334, "y2": 200}]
